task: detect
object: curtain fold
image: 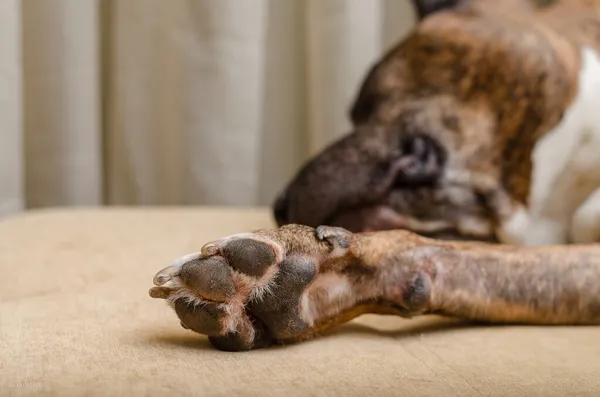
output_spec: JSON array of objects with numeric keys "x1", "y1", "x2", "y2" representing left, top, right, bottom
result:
[
  {"x1": 306, "y1": 0, "x2": 382, "y2": 154},
  {"x1": 22, "y1": 0, "x2": 102, "y2": 208},
  {"x1": 0, "y1": 0, "x2": 22, "y2": 216},
  {"x1": 2, "y1": 0, "x2": 416, "y2": 215}
]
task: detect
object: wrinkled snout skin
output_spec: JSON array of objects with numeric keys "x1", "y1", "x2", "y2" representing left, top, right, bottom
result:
[{"x1": 274, "y1": 126, "x2": 415, "y2": 230}]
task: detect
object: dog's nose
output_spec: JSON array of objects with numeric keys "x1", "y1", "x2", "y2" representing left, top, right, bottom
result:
[{"x1": 273, "y1": 189, "x2": 289, "y2": 226}]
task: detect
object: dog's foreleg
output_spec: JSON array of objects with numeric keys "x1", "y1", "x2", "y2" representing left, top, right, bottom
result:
[{"x1": 368, "y1": 234, "x2": 600, "y2": 325}]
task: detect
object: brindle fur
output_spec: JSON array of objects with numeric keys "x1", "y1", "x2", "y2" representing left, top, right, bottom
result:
[{"x1": 273, "y1": 0, "x2": 600, "y2": 242}]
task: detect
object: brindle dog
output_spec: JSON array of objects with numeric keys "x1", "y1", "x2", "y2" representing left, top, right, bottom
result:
[{"x1": 150, "y1": 0, "x2": 600, "y2": 351}]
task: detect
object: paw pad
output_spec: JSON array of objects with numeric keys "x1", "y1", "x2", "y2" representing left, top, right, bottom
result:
[{"x1": 222, "y1": 238, "x2": 276, "y2": 277}]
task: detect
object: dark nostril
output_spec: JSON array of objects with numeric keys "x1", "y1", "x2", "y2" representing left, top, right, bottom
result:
[{"x1": 273, "y1": 189, "x2": 289, "y2": 226}]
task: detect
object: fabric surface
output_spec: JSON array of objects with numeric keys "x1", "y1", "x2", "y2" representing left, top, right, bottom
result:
[
  {"x1": 2, "y1": 208, "x2": 600, "y2": 396},
  {"x1": 0, "y1": 0, "x2": 416, "y2": 215}
]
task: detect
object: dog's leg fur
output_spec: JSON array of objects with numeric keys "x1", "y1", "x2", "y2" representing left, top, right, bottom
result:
[{"x1": 150, "y1": 225, "x2": 600, "y2": 351}]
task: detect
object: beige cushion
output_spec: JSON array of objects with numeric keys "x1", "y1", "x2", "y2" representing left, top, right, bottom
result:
[{"x1": 2, "y1": 208, "x2": 600, "y2": 396}]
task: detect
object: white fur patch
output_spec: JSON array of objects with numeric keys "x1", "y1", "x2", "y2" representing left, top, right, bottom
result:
[
  {"x1": 499, "y1": 46, "x2": 600, "y2": 245},
  {"x1": 571, "y1": 187, "x2": 600, "y2": 243},
  {"x1": 299, "y1": 273, "x2": 354, "y2": 326}
]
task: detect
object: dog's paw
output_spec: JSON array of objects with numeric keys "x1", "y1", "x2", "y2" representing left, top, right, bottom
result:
[{"x1": 149, "y1": 225, "x2": 378, "y2": 351}]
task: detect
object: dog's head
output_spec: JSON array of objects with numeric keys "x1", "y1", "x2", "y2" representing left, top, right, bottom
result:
[{"x1": 273, "y1": 0, "x2": 575, "y2": 241}]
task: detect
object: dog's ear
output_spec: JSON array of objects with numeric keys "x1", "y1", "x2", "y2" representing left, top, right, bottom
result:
[
  {"x1": 411, "y1": 0, "x2": 463, "y2": 20},
  {"x1": 394, "y1": 134, "x2": 446, "y2": 186}
]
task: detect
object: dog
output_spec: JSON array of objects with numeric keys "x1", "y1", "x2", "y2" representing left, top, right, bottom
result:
[{"x1": 149, "y1": 0, "x2": 600, "y2": 351}]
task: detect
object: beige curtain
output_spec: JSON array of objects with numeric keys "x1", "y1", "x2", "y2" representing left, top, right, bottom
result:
[{"x1": 1, "y1": 0, "x2": 416, "y2": 216}]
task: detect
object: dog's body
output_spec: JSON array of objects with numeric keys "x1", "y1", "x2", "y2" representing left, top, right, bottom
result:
[
  {"x1": 149, "y1": 0, "x2": 600, "y2": 351},
  {"x1": 483, "y1": 0, "x2": 600, "y2": 246}
]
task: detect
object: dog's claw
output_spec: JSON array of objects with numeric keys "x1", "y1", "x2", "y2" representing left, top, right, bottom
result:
[
  {"x1": 201, "y1": 243, "x2": 219, "y2": 257},
  {"x1": 153, "y1": 252, "x2": 203, "y2": 286},
  {"x1": 153, "y1": 274, "x2": 171, "y2": 286},
  {"x1": 315, "y1": 225, "x2": 351, "y2": 250},
  {"x1": 149, "y1": 286, "x2": 173, "y2": 299}
]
